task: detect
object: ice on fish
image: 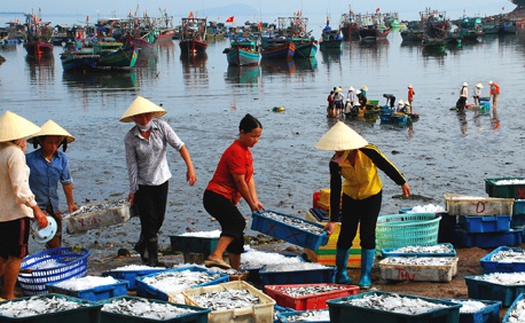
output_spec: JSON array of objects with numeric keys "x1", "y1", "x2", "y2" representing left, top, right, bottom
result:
[
  {"x1": 494, "y1": 179, "x2": 525, "y2": 185},
  {"x1": 189, "y1": 289, "x2": 261, "y2": 311},
  {"x1": 102, "y1": 298, "x2": 197, "y2": 320},
  {"x1": 407, "y1": 204, "x2": 446, "y2": 213},
  {"x1": 241, "y1": 246, "x2": 304, "y2": 270},
  {"x1": 0, "y1": 296, "x2": 88, "y2": 318},
  {"x1": 262, "y1": 262, "x2": 327, "y2": 273},
  {"x1": 490, "y1": 249, "x2": 525, "y2": 263},
  {"x1": 52, "y1": 275, "x2": 120, "y2": 291},
  {"x1": 107, "y1": 264, "x2": 166, "y2": 271},
  {"x1": 450, "y1": 299, "x2": 488, "y2": 313},
  {"x1": 273, "y1": 285, "x2": 346, "y2": 297},
  {"x1": 180, "y1": 230, "x2": 221, "y2": 238},
  {"x1": 281, "y1": 310, "x2": 330, "y2": 322},
  {"x1": 507, "y1": 299, "x2": 525, "y2": 323},
  {"x1": 260, "y1": 211, "x2": 325, "y2": 235},
  {"x1": 388, "y1": 244, "x2": 454, "y2": 254},
  {"x1": 472, "y1": 272, "x2": 525, "y2": 285},
  {"x1": 141, "y1": 270, "x2": 223, "y2": 294},
  {"x1": 337, "y1": 293, "x2": 448, "y2": 315}
]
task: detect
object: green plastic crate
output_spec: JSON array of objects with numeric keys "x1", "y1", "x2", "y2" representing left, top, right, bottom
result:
[{"x1": 485, "y1": 177, "x2": 525, "y2": 199}]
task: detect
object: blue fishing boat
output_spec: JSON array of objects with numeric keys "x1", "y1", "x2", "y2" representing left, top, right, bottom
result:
[
  {"x1": 259, "y1": 37, "x2": 295, "y2": 60},
  {"x1": 223, "y1": 38, "x2": 259, "y2": 66},
  {"x1": 276, "y1": 15, "x2": 318, "y2": 59},
  {"x1": 319, "y1": 17, "x2": 342, "y2": 51}
]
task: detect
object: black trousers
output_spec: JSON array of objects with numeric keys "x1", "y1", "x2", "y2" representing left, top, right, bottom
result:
[{"x1": 135, "y1": 181, "x2": 169, "y2": 240}]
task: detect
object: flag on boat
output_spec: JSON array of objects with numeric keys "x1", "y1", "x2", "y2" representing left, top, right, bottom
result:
[
  {"x1": 189, "y1": 12, "x2": 194, "y2": 18},
  {"x1": 376, "y1": 8, "x2": 381, "y2": 13},
  {"x1": 225, "y1": 16, "x2": 234, "y2": 23}
]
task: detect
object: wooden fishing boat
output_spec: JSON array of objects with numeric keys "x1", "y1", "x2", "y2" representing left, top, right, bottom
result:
[
  {"x1": 259, "y1": 37, "x2": 295, "y2": 60},
  {"x1": 179, "y1": 16, "x2": 208, "y2": 56},
  {"x1": 339, "y1": 7, "x2": 360, "y2": 41},
  {"x1": 319, "y1": 18, "x2": 342, "y2": 51},
  {"x1": 23, "y1": 12, "x2": 53, "y2": 58},
  {"x1": 276, "y1": 15, "x2": 318, "y2": 58},
  {"x1": 359, "y1": 25, "x2": 390, "y2": 41},
  {"x1": 223, "y1": 38, "x2": 259, "y2": 66},
  {"x1": 292, "y1": 37, "x2": 318, "y2": 58}
]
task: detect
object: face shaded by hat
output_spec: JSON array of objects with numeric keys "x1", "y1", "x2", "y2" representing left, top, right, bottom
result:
[
  {"x1": 119, "y1": 96, "x2": 167, "y2": 123},
  {"x1": 0, "y1": 111, "x2": 41, "y2": 143},
  {"x1": 475, "y1": 83, "x2": 484, "y2": 88},
  {"x1": 28, "y1": 120, "x2": 75, "y2": 144},
  {"x1": 361, "y1": 85, "x2": 368, "y2": 92},
  {"x1": 315, "y1": 121, "x2": 368, "y2": 151},
  {"x1": 408, "y1": 84, "x2": 413, "y2": 88}
]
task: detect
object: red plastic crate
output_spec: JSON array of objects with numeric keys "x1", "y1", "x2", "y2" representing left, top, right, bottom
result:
[{"x1": 264, "y1": 283, "x2": 359, "y2": 310}]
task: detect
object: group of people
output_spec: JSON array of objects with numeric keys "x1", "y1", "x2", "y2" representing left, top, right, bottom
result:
[{"x1": 456, "y1": 80, "x2": 500, "y2": 111}]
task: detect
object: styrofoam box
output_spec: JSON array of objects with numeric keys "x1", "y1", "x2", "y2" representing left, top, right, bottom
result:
[
  {"x1": 182, "y1": 280, "x2": 276, "y2": 323},
  {"x1": 63, "y1": 200, "x2": 131, "y2": 234},
  {"x1": 379, "y1": 257, "x2": 458, "y2": 282},
  {"x1": 444, "y1": 193, "x2": 514, "y2": 216}
]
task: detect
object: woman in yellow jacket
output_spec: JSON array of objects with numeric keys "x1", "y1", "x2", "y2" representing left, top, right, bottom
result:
[{"x1": 315, "y1": 121, "x2": 410, "y2": 288}]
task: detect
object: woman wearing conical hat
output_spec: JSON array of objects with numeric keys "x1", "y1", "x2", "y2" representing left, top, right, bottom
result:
[
  {"x1": 315, "y1": 121, "x2": 410, "y2": 289},
  {"x1": 120, "y1": 96, "x2": 197, "y2": 267},
  {"x1": 0, "y1": 111, "x2": 48, "y2": 299},
  {"x1": 26, "y1": 119, "x2": 79, "y2": 249}
]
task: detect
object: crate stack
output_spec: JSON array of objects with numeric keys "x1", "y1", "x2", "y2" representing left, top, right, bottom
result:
[
  {"x1": 308, "y1": 189, "x2": 361, "y2": 268},
  {"x1": 485, "y1": 177, "x2": 525, "y2": 230}
]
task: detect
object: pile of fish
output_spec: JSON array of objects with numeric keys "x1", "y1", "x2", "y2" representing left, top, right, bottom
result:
[
  {"x1": 281, "y1": 310, "x2": 330, "y2": 322},
  {"x1": 102, "y1": 297, "x2": 198, "y2": 320},
  {"x1": 180, "y1": 230, "x2": 221, "y2": 238},
  {"x1": 241, "y1": 247, "x2": 304, "y2": 270},
  {"x1": 140, "y1": 269, "x2": 223, "y2": 294},
  {"x1": 380, "y1": 257, "x2": 456, "y2": 266},
  {"x1": 336, "y1": 293, "x2": 448, "y2": 315},
  {"x1": 387, "y1": 244, "x2": 454, "y2": 254},
  {"x1": 262, "y1": 262, "x2": 328, "y2": 273},
  {"x1": 0, "y1": 296, "x2": 89, "y2": 318},
  {"x1": 489, "y1": 248, "x2": 525, "y2": 262},
  {"x1": 67, "y1": 199, "x2": 128, "y2": 216},
  {"x1": 471, "y1": 272, "x2": 525, "y2": 285},
  {"x1": 272, "y1": 285, "x2": 346, "y2": 297},
  {"x1": 506, "y1": 298, "x2": 525, "y2": 323},
  {"x1": 260, "y1": 212, "x2": 325, "y2": 235},
  {"x1": 52, "y1": 275, "x2": 120, "y2": 291},
  {"x1": 188, "y1": 289, "x2": 261, "y2": 311},
  {"x1": 450, "y1": 299, "x2": 488, "y2": 313}
]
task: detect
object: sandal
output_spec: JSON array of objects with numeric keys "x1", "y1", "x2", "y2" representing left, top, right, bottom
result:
[{"x1": 204, "y1": 258, "x2": 231, "y2": 270}]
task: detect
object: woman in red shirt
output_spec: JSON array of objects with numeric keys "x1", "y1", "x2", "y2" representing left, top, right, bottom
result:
[{"x1": 203, "y1": 114, "x2": 264, "y2": 270}]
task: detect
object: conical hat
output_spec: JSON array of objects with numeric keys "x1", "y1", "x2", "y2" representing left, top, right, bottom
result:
[
  {"x1": 28, "y1": 119, "x2": 75, "y2": 144},
  {"x1": 0, "y1": 111, "x2": 41, "y2": 142},
  {"x1": 315, "y1": 121, "x2": 368, "y2": 151},
  {"x1": 119, "y1": 96, "x2": 167, "y2": 123}
]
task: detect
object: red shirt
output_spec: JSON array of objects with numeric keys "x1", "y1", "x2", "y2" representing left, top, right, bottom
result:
[
  {"x1": 206, "y1": 140, "x2": 253, "y2": 205},
  {"x1": 490, "y1": 83, "x2": 500, "y2": 95},
  {"x1": 408, "y1": 88, "x2": 415, "y2": 100}
]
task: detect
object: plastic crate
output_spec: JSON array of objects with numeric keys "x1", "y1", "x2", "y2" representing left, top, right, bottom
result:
[
  {"x1": 444, "y1": 193, "x2": 514, "y2": 216},
  {"x1": 102, "y1": 267, "x2": 166, "y2": 290},
  {"x1": 375, "y1": 213, "x2": 441, "y2": 253},
  {"x1": 447, "y1": 299, "x2": 501, "y2": 323},
  {"x1": 169, "y1": 234, "x2": 219, "y2": 257},
  {"x1": 326, "y1": 291, "x2": 461, "y2": 323},
  {"x1": 274, "y1": 305, "x2": 296, "y2": 323},
  {"x1": 182, "y1": 280, "x2": 276, "y2": 323},
  {"x1": 379, "y1": 257, "x2": 458, "y2": 282},
  {"x1": 479, "y1": 246, "x2": 525, "y2": 274},
  {"x1": 18, "y1": 247, "x2": 90, "y2": 296},
  {"x1": 512, "y1": 213, "x2": 525, "y2": 229},
  {"x1": 99, "y1": 295, "x2": 211, "y2": 323},
  {"x1": 484, "y1": 177, "x2": 525, "y2": 199},
  {"x1": 264, "y1": 283, "x2": 359, "y2": 310},
  {"x1": 459, "y1": 215, "x2": 511, "y2": 233},
  {"x1": 135, "y1": 265, "x2": 230, "y2": 301},
  {"x1": 381, "y1": 243, "x2": 457, "y2": 258},
  {"x1": 0, "y1": 293, "x2": 102, "y2": 323},
  {"x1": 46, "y1": 278, "x2": 128, "y2": 301},
  {"x1": 514, "y1": 200, "x2": 525, "y2": 215},
  {"x1": 251, "y1": 210, "x2": 328, "y2": 251},
  {"x1": 276, "y1": 309, "x2": 330, "y2": 323},
  {"x1": 465, "y1": 275, "x2": 525, "y2": 307},
  {"x1": 259, "y1": 265, "x2": 335, "y2": 286},
  {"x1": 503, "y1": 292, "x2": 525, "y2": 323},
  {"x1": 454, "y1": 228, "x2": 523, "y2": 248},
  {"x1": 63, "y1": 199, "x2": 131, "y2": 234}
]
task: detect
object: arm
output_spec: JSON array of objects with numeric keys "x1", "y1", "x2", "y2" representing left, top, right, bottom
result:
[
  {"x1": 178, "y1": 145, "x2": 197, "y2": 186},
  {"x1": 62, "y1": 183, "x2": 79, "y2": 213},
  {"x1": 324, "y1": 159, "x2": 342, "y2": 235},
  {"x1": 232, "y1": 173, "x2": 263, "y2": 212},
  {"x1": 124, "y1": 133, "x2": 139, "y2": 205}
]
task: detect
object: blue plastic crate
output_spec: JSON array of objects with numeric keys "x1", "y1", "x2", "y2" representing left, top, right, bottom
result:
[
  {"x1": 251, "y1": 210, "x2": 328, "y2": 251},
  {"x1": 99, "y1": 295, "x2": 211, "y2": 323},
  {"x1": 459, "y1": 215, "x2": 511, "y2": 233},
  {"x1": 135, "y1": 265, "x2": 229, "y2": 301},
  {"x1": 381, "y1": 243, "x2": 457, "y2": 258},
  {"x1": 479, "y1": 246, "x2": 525, "y2": 274},
  {"x1": 259, "y1": 266, "x2": 335, "y2": 287},
  {"x1": 274, "y1": 305, "x2": 296, "y2": 323},
  {"x1": 514, "y1": 200, "x2": 525, "y2": 215},
  {"x1": 102, "y1": 268, "x2": 166, "y2": 290},
  {"x1": 454, "y1": 228, "x2": 523, "y2": 248},
  {"x1": 46, "y1": 278, "x2": 128, "y2": 301},
  {"x1": 465, "y1": 275, "x2": 525, "y2": 307},
  {"x1": 277, "y1": 309, "x2": 330, "y2": 323},
  {"x1": 503, "y1": 292, "x2": 525, "y2": 323},
  {"x1": 449, "y1": 299, "x2": 501, "y2": 323},
  {"x1": 326, "y1": 291, "x2": 461, "y2": 323}
]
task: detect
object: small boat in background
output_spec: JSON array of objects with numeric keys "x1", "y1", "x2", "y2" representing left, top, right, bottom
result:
[
  {"x1": 223, "y1": 37, "x2": 259, "y2": 66},
  {"x1": 319, "y1": 16, "x2": 342, "y2": 51},
  {"x1": 23, "y1": 11, "x2": 53, "y2": 58},
  {"x1": 179, "y1": 15, "x2": 208, "y2": 57}
]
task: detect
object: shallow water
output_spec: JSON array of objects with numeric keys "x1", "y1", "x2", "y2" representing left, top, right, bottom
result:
[{"x1": 0, "y1": 28, "x2": 523, "y2": 257}]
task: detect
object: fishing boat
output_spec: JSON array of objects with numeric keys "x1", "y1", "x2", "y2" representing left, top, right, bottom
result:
[
  {"x1": 223, "y1": 38, "x2": 259, "y2": 66},
  {"x1": 319, "y1": 17, "x2": 342, "y2": 51},
  {"x1": 276, "y1": 15, "x2": 318, "y2": 58},
  {"x1": 259, "y1": 37, "x2": 295, "y2": 60},
  {"x1": 23, "y1": 12, "x2": 53, "y2": 58},
  {"x1": 339, "y1": 7, "x2": 360, "y2": 41},
  {"x1": 179, "y1": 16, "x2": 208, "y2": 56}
]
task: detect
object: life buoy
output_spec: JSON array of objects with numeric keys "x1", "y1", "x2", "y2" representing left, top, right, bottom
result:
[{"x1": 299, "y1": 31, "x2": 305, "y2": 37}]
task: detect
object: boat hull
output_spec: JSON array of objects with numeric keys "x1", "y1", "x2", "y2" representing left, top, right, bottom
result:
[
  {"x1": 292, "y1": 39, "x2": 318, "y2": 58},
  {"x1": 61, "y1": 45, "x2": 139, "y2": 72},
  {"x1": 24, "y1": 41, "x2": 53, "y2": 58},
  {"x1": 179, "y1": 39, "x2": 208, "y2": 56},
  {"x1": 260, "y1": 41, "x2": 295, "y2": 60}
]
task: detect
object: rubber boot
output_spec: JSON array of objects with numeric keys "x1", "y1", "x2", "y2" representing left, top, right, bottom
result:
[
  {"x1": 134, "y1": 234, "x2": 149, "y2": 263},
  {"x1": 146, "y1": 237, "x2": 159, "y2": 267},
  {"x1": 358, "y1": 249, "x2": 376, "y2": 289},
  {"x1": 335, "y1": 247, "x2": 352, "y2": 284}
]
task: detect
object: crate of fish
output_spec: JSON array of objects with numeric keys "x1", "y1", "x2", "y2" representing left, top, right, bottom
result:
[
  {"x1": 63, "y1": 199, "x2": 132, "y2": 234},
  {"x1": 169, "y1": 230, "x2": 220, "y2": 257},
  {"x1": 379, "y1": 257, "x2": 458, "y2": 282},
  {"x1": 135, "y1": 265, "x2": 230, "y2": 302},
  {"x1": 375, "y1": 213, "x2": 441, "y2": 253},
  {"x1": 46, "y1": 276, "x2": 128, "y2": 301},
  {"x1": 0, "y1": 293, "x2": 102, "y2": 323},
  {"x1": 251, "y1": 210, "x2": 329, "y2": 251},
  {"x1": 445, "y1": 299, "x2": 501, "y2": 323},
  {"x1": 484, "y1": 177, "x2": 525, "y2": 199},
  {"x1": 18, "y1": 247, "x2": 91, "y2": 296},
  {"x1": 479, "y1": 246, "x2": 525, "y2": 274},
  {"x1": 444, "y1": 193, "x2": 514, "y2": 216},
  {"x1": 326, "y1": 291, "x2": 461, "y2": 323},
  {"x1": 465, "y1": 272, "x2": 525, "y2": 307},
  {"x1": 454, "y1": 228, "x2": 523, "y2": 248},
  {"x1": 503, "y1": 292, "x2": 525, "y2": 323},
  {"x1": 276, "y1": 309, "x2": 330, "y2": 323},
  {"x1": 264, "y1": 283, "x2": 359, "y2": 310},
  {"x1": 241, "y1": 248, "x2": 306, "y2": 284},
  {"x1": 99, "y1": 295, "x2": 211, "y2": 323},
  {"x1": 381, "y1": 243, "x2": 457, "y2": 258},
  {"x1": 458, "y1": 215, "x2": 511, "y2": 233},
  {"x1": 182, "y1": 280, "x2": 276, "y2": 323},
  {"x1": 102, "y1": 264, "x2": 167, "y2": 290},
  {"x1": 259, "y1": 263, "x2": 335, "y2": 287}
]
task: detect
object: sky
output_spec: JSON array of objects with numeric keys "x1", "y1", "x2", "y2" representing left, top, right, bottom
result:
[{"x1": 0, "y1": 0, "x2": 514, "y2": 25}]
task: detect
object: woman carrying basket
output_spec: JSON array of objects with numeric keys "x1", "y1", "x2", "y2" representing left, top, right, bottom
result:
[{"x1": 315, "y1": 121, "x2": 410, "y2": 289}]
